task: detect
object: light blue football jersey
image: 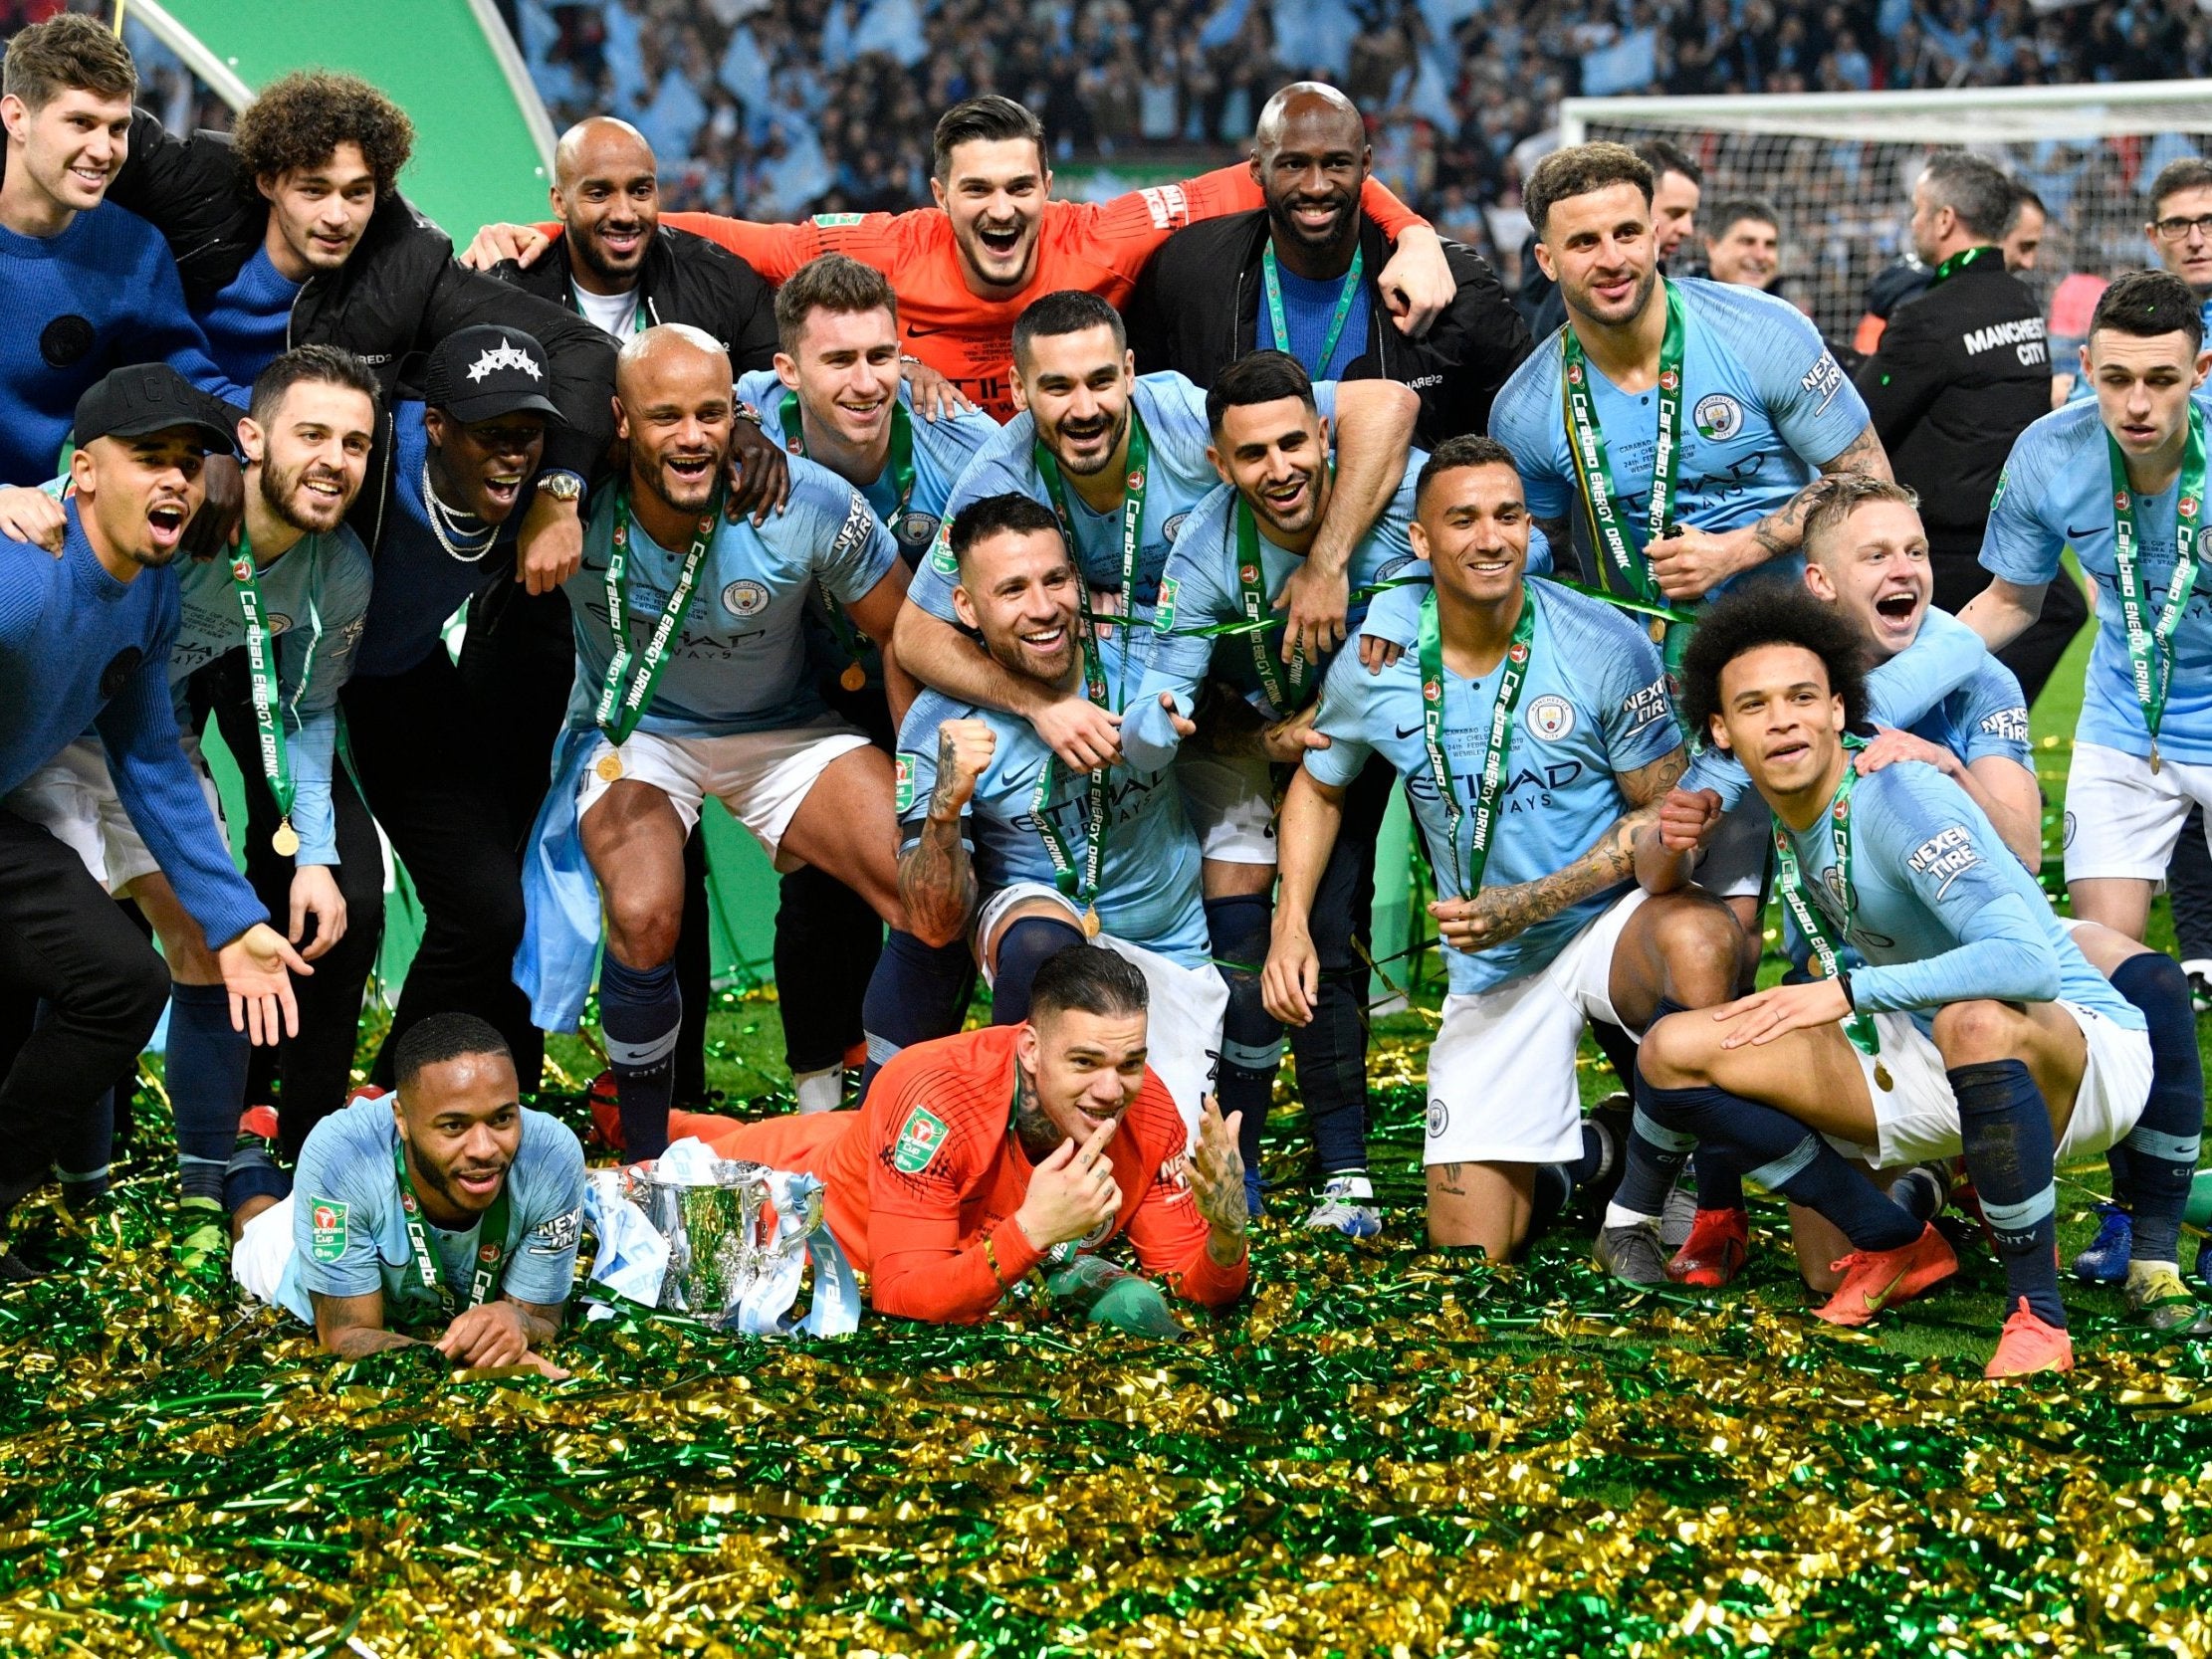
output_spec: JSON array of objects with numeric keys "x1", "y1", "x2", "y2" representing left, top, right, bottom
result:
[
  {"x1": 278, "y1": 1091, "x2": 586, "y2": 1327},
  {"x1": 1119, "y1": 466, "x2": 1428, "y2": 771},
  {"x1": 737, "y1": 370, "x2": 997, "y2": 564},
  {"x1": 562, "y1": 457, "x2": 899, "y2": 737},
  {"x1": 1491, "y1": 277, "x2": 1871, "y2": 600},
  {"x1": 1980, "y1": 392, "x2": 2212, "y2": 762},
  {"x1": 894, "y1": 680, "x2": 1208, "y2": 966},
  {"x1": 1774, "y1": 760, "x2": 2140, "y2": 1033},
  {"x1": 1304, "y1": 579, "x2": 1678, "y2": 995}
]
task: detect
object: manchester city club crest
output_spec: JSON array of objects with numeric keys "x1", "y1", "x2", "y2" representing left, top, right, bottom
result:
[
  {"x1": 1693, "y1": 392, "x2": 1743, "y2": 441},
  {"x1": 1163, "y1": 511, "x2": 1188, "y2": 542},
  {"x1": 722, "y1": 578, "x2": 771, "y2": 617},
  {"x1": 1526, "y1": 693, "x2": 1576, "y2": 741},
  {"x1": 1425, "y1": 1099, "x2": 1448, "y2": 1139},
  {"x1": 899, "y1": 511, "x2": 940, "y2": 547}
]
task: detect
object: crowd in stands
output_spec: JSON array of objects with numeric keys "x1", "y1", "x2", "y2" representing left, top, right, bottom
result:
[{"x1": 510, "y1": 0, "x2": 2212, "y2": 273}]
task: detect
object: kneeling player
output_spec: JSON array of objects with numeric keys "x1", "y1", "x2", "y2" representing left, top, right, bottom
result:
[
  {"x1": 519, "y1": 325, "x2": 920, "y2": 1161},
  {"x1": 895, "y1": 495, "x2": 1229, "y2": 1131},
  {"x1": 1262, "y1": 437, "x2": 1741, "y2": 1256},
  {"x1": 1625, "y1": 587, "x2": 2163, "y2": 1377},
  {"x1": 662, "y1": 945, "x2": 1250, "y2": 1326},
  {"x1": 232, "y1": 1014, "x2": 584, "y2": 1374}
]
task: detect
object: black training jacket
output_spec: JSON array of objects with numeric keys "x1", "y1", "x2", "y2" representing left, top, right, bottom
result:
[
  {"x1": 94, "y1": 111, "x2": 616, "y2": 512},
  {"x1": 492, "y1": 224, "x2": 779, "y2": 374},
  {"x1": 1125, "y1": 209, "x2": 1531, "y2": 447},
  {"x1": 1853, "y1": 250, "x2": 2050, "y2": 550}
]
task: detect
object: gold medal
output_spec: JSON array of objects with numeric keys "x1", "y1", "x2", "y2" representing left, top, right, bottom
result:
[
  {"x1": 839, "y1": 661, "x2": 868, "y2": 693},
  {"x1": 1081, "y1": 906, "x2": 1101, "y2": 938},
  {"x1": 596, "y1": 751, "x2": 624, "y2": 782},
  {"x1": 1873, "y1": 1059, "x2": 1894, "y2": 1093},
  {"x1": 2151, "y1": 739, "x2": 2163, "y2": 776},
  {"x1": 271, "y1": 818, "x2": 300, "y2": 857},
  {"x1": 1649, "y1": 617, "x2": 1666, "y2": 646}
]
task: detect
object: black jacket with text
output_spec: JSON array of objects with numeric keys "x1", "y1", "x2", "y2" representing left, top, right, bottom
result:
[{"x1": 1853, "y1": 251, "x2": 2049, "y2": 552}]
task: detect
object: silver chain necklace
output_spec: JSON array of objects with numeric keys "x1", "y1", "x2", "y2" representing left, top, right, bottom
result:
[{"x1": 421, "y1": 459, "x2": 498, "y2": 563}]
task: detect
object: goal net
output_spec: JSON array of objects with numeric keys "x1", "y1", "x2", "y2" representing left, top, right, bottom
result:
[{"x1": 1560, "y1": 81, "x2": 2212, "y2": 349}]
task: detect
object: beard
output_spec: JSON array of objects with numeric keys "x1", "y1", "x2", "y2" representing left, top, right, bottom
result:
[{"x1": 260, "y1": 454, "x2": 348, "y2": 533}]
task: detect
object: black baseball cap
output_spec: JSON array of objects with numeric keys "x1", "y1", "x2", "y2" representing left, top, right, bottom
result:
[
  {"x1": 73, "y1": 364, "x2": 236, "y2": 453},
  {"x1": 423, "y1": 325, "x2": 562, "y2": 423}
]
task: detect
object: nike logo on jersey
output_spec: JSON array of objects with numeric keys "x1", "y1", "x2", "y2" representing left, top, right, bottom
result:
[
  {"x1": 904, "y1": 322, "x2": 957, "y2": 339},
  {"x1": 1395, "y1": 723, "x2": 1425, "y2": 739},
  {"x1": 2065, "y1": 525, "x2": 2103, "y2": 540}
]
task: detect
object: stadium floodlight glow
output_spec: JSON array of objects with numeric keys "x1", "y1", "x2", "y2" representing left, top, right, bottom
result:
[{"x1": 1559, "y1": 78, "x2": 2212, "y2": 343}]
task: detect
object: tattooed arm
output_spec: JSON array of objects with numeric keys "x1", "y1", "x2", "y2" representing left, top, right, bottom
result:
[
  {"x1": 1434, "y1": 746, "x2": 1688, "y2": 952},
  {"x1": 897, "y1": 720, "x2": 992, "y2": 948},
  {"x1": 1645, "y1": 424, "x2": 1893, "y2": 602}
]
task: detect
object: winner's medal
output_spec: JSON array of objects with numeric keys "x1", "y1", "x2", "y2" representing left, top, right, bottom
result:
[
  {"x1": 780, "y1": 396, "x2": 912, "y2": 695},
  {"x1": 1081, "y1": 906, "x2": 1101, "y2": 939},
  {"x1": 1417, "y1": 582, "x2": 1536, "y2": 907},
  {"x1": 230, "y1": 534, "x2": 320, "y2": 858},
  {"x1": 1771, "y1": 737, "x2": 1891, "y2": 1091},
  {"x1": 2108, "y1": 402, "x2": 2205, "y2": 776},
  {"x1": 596, "y1": 751, "x2": 625, "y2": 782}
]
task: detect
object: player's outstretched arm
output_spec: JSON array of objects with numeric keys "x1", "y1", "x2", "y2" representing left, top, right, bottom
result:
[
  {"x1": 1279, "y1": 379, "x2": 1421, "y2": 663},
  {"x1": 1958, "y1": 574, "x2": 2048, "y2": 654},
  {"x1": 1438, "y1": 746, "x2": 1687, "y2": 952},
  {"x1": 1646, "y1": 425, "x2": 1892, "y2": 602},
  {"x1": 1263, "y1": 768, "x2": 1349, "y2": 1026},
  {"x1": 893, "y1": 601, "x2": 1124, "y2": 771}
]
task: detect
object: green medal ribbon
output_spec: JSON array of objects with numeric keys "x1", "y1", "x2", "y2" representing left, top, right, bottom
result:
[
  {"x1": 2107, "y1": 400, "x2": 2206, "y2": 773},
  {"x1": 1561, "y1": 281, "x2": 1686, "y2": 609},
  {"x1": 1261, "y1": 242, "x2": 1365, "y2": 378},
  {"x1": 1927, "y1": 245, "x2": 1992, "y2": 285},
  {"x1": 1036, "y1": 406, "x2": 1149, "y2": 706},
  {"x1": 594, "y1": 485, "x2": 724, "y2": 747},
  {"x1": 229, "y1": 531, "x2": 317, "y2": 857},
  {"x1": 778, "y1": 394, "x2": 915, "y2": 686},
  {"x1": 1417, "y1": 583, "x2": 1536, "y2": 901},
  {"x1": 1232, "y1": 498, "x2": 1313, "y2": 715},
  {"x1": 1030, "y1": 610, "x2": 1114, "y2": 935},
  {"x1": 777, "y1": 394, "x2": 916, "y2": 520},
  {"x1": 1770, "y1": 735, "x2": 1889, "y2": 1084},
  {"x1": 392, "y1": 1138, "x2": 511, "y2": 1319}
]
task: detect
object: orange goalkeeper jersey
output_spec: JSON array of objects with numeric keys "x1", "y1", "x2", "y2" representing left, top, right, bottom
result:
[
  {"x1": 693, "y1": 1023, "x2": 1248, "y2": 1325},
  {"x1": 640, "y1": 167, "x2": 1426, "y2": 420}
]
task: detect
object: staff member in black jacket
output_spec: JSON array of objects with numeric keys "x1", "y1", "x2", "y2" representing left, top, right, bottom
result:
[
  {"x1": 1855, "y1": 149, "x2": 2081, "y2": 703},
  {"x1": 1125, "y1": 82, "x2": 1528, "y2": 449},
  {"x1": 493, "y1": 116, "x2": 779, "y2": 363}
]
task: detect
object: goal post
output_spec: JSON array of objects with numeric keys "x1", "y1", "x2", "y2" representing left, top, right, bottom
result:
[{"x1": 1559, "y1": 80, "x2": 2212, "y2": 344}]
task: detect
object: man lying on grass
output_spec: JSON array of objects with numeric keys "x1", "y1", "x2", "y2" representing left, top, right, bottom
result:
[{"x1": 232, "y1": 1012, "x2": 584, "y2": 1374}]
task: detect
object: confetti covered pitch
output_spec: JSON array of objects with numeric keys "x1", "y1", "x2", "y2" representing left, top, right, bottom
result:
[{"x1": 0, "y1": 1068, "x2": 2208, "y2": 1659}]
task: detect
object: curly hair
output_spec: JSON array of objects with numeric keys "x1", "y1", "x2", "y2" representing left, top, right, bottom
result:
[
  {"x1": 1677, "y1": 584, "x2": 1869, "y2": 752},
  {"x1": 233, "y1": 72, "x2": 413, "y2": 196}
]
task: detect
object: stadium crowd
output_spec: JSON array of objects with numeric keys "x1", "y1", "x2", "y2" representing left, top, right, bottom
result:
[
  {"x1": 507, "y1": 0, "x2": 2212, "y2": 268},
  {"x1": 3, "y1": 0, "x2": 2212, "y2": 1385}
]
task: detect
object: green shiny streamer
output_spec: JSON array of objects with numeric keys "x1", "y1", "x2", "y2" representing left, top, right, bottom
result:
[{"x1": 0, "y1": 1060, "x2": 2206, "y2": 1655}]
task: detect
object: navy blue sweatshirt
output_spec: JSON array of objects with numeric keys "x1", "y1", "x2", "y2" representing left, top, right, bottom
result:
[{"x1": 0, "y1": 502, "x2": 264, "y2": 945}]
